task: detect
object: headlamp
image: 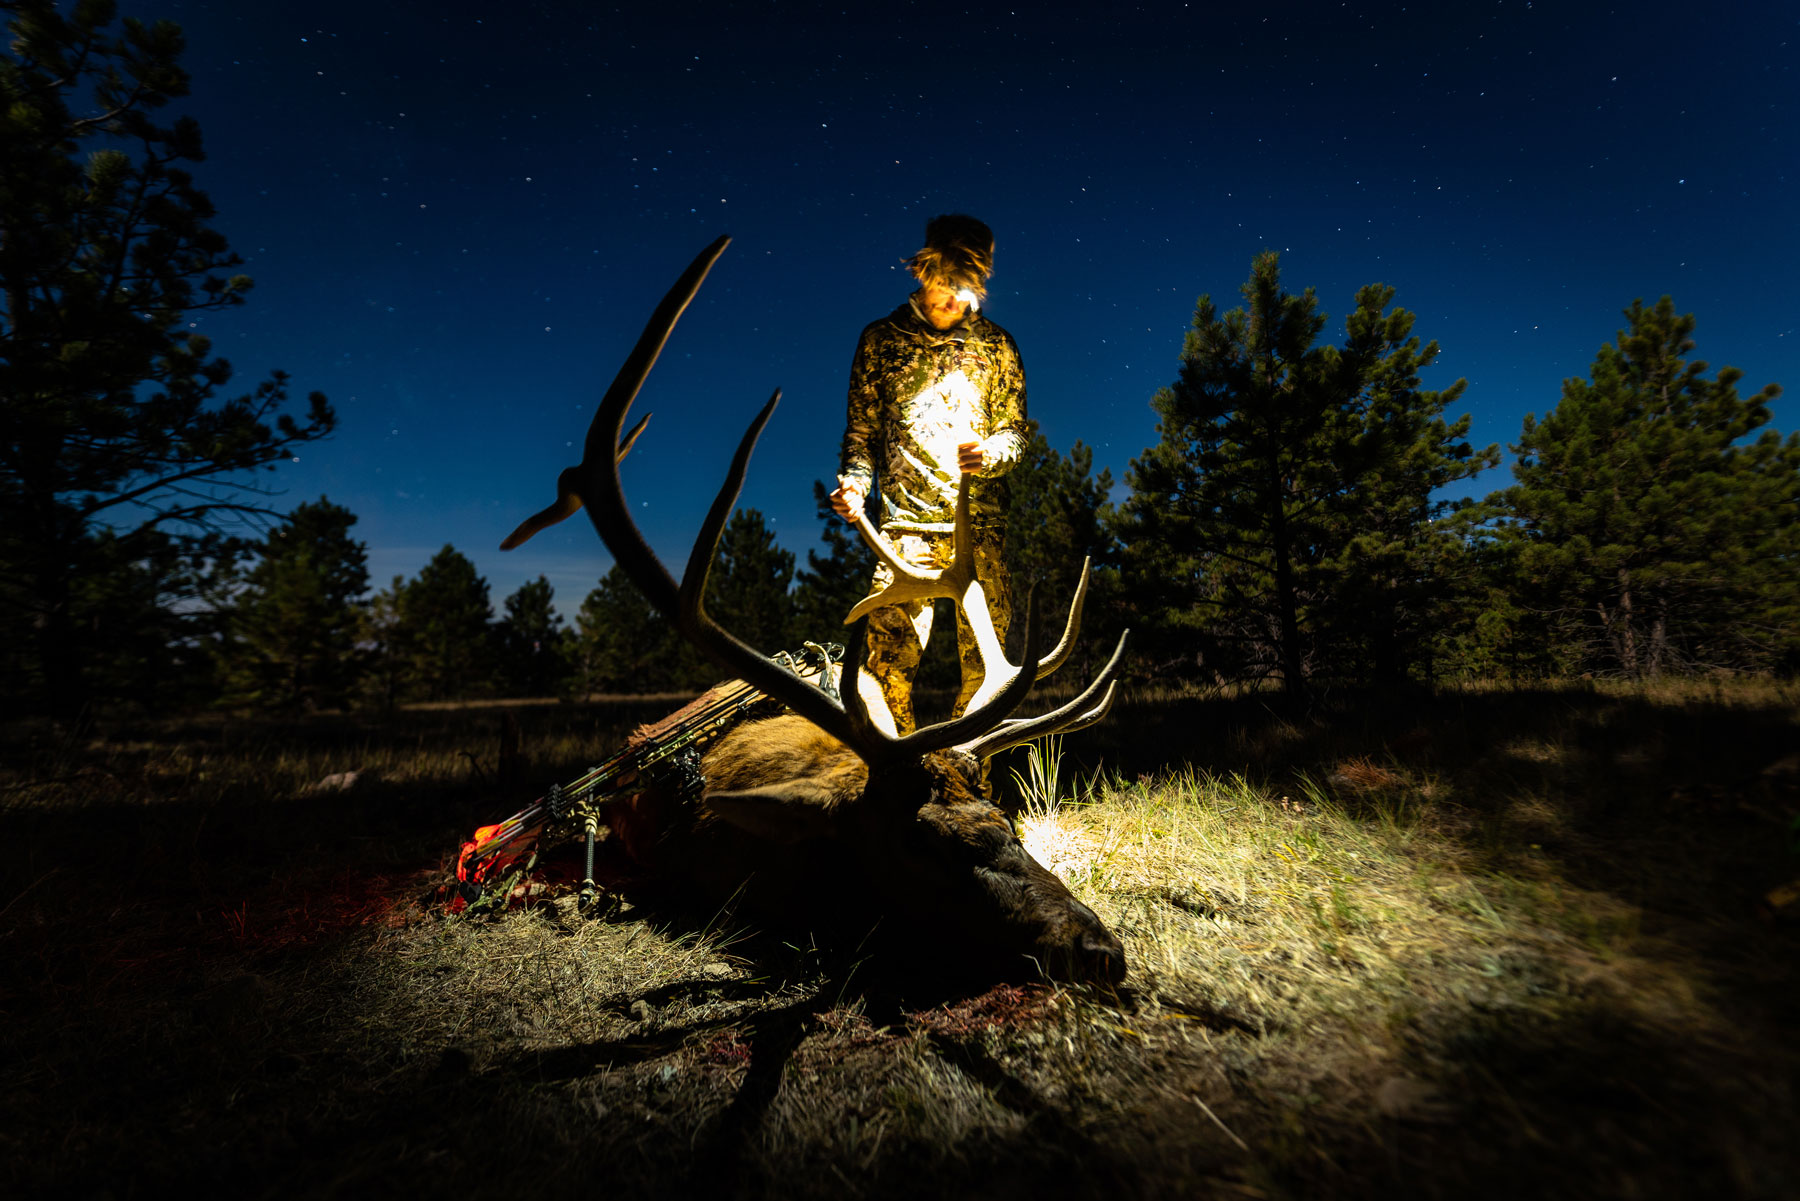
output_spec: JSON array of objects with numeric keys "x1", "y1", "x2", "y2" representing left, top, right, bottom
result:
[{"x1": 955, "y1": 287, "x2": 980, "y2": 311}]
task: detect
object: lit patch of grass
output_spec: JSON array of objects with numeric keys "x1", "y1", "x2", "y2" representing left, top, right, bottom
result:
[{"x1": 1025, "y1": 759, "x2": 1706, "y2": 1073}]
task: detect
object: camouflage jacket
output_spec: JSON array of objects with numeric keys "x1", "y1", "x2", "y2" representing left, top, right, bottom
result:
[{"x1": 839, "y1": 297, "x2": 1027, "y2": 535}]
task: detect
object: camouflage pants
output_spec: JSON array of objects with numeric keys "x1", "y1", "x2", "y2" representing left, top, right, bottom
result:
[{"x1": 861, "y1": 528, "x2": 1012, "y2": 735}]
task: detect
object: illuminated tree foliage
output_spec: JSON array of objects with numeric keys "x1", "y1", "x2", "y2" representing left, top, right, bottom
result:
[
  {"x1": 0, "y1": 0, "x2": 332, "y2": 716},
  {"x1": 218, "y1": 497, "x2": 368, "y2": 710},
  {"x1": 1117, "y1": 251, "x2": 1497, "y2": 693},
  {"x1": 1491, "y1": 298, "x2": 1795, "y2": 676}
]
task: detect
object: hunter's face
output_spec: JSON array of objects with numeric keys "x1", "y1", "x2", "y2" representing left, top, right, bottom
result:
[{"x1": 917, "y1": 280, "x2": 972, "y2": 330}]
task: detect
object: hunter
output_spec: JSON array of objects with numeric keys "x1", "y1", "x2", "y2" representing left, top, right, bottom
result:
[{"x1": 829, "y1": 214, "x2": 1027, "y2": 733}]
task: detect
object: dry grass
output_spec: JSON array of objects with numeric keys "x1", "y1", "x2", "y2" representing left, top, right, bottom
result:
[{"x1": 2, "y1": 680, "x2": 1797, "y2": 1199}]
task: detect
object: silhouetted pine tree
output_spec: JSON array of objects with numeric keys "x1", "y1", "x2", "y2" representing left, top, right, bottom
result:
[
  {"x1": 706, "y1": 507, "x2": 795, "y2": 656},
  {"x1": 23, "y1": 525, "x2": 225, "y2": 710},
  {"x1": 1117, "y1": 252, "x2": 1496, "y2": 694},
  {"x1": 398, "y1": 546, "x2": 495, "y2": 701},
  {"x1": 572, "y1": 565, "x2": 674, "y2": 694},
  {"x1": 358, "y1": 577, "x2": 408, "y2": 712},
  {"x1": 219, "y1": 498, "x2": 369, "y2": 709},
  {"x1": 1425, "y1": 520, "x2": 1578, "y2": 682},
  {"x1": 1311, "y1": 282, "x2": 1500, "y2": 685},
  {"x1": 495, "y1": 576, "x2": 571, "y2": 697},
  {"x1": 0, "y1": 2, "x2": 333, "y2": 717},
  {"x1": 791, "y1": 480, "x2": 877, "y2": 647},
  {"x1": 1492, "y1": 298, "x2": 1793, "y2": 676},
  {"x1": 1000, "y1": 423, "x2": 1123, "y2": 673}
]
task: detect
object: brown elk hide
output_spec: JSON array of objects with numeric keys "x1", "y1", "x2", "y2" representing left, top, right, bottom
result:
[
  {"x1": 700, "y1": 716, "x2": 877, "y2": 843},
  {"x1": 701, "y1": 715, "x2": 870, "y2": 807}
]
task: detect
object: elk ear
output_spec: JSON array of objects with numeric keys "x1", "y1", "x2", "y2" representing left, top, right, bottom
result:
[{"x1": 703, "y1": 781, "x2": 842, "y2": 844}]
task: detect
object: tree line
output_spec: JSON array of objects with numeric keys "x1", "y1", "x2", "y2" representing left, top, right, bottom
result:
[
  {"x1": 3, "y1": 1, "x2": 1794, "y2": 718},
  {"x1": 157, "y1": 440, "x2": 1112, "y2": 710}
]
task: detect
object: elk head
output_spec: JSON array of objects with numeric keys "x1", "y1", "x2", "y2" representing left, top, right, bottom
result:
[{"x1": 503, "y1": 236, "x2": 1129, "y2": 985}]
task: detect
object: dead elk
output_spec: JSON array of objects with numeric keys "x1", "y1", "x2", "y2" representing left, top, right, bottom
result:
[{"x1": 502, "y1": 236, "x2": 1129, "y2": 985}]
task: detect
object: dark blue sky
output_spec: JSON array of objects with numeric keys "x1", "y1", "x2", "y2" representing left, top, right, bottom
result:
[{"x1": 154, "y1": 0, "x2": 1796, "y2": 617}]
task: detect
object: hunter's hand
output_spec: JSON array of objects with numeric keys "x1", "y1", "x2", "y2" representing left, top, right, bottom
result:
[
  {"x1": 958, "y1": 441, "x2": 987, "y2": 474},
  {"x1": 829, "y1": 481, "x2": 866, "y2": 522}
]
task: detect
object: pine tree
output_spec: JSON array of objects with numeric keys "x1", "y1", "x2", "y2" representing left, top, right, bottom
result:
[
  {"x1": 220, "y1": 498, "x2": 369, "y2": 709},
  {"x1": 1001, "y1": 422, "x2": 1120, "y2": 668},
  {"x1": 1312, "y1": 282, "x2": 1500, "y2": 684},
  {"x1": 31, "y1": 524, "x2": 224, "y2": 709},
  {"x1": 1117, "y1": 252, "x2": 1496, "y2": 694},
  {"x1": 495, "y1": 575, "x2": 570, "y2": 697},
  {"x1": 1117, "y1": 252, "x2": 1329, "y2": 691},
  {"x1": 706, "y1": 507, "x2": 795, "y2": 655},
  {"x1": 1493, "y1": 297, "x2": 1793, "y2": 675},
  {"x1": 0, "y1": 1, "x2": 333, "y2": 716},
  {"x1": 1426, "y1": 520, "x2": 1577, "y2": 682},
  {"x1": 572, "y1": 564, "x2": 671, "y2": 695},
  {"x1": 791, "y1": 480, "x2": 877, "y2": 647},
  {"x1": 398, "y1": 546, "x2": 495, "y2": 701},
  {"x1": 357, "y1": 576, "x2": 408, "y2": 712}
]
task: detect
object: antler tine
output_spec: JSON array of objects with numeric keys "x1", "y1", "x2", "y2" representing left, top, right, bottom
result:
[
  {"x1": 847, "y1": 520, "x2": 934, "y2": 594},
  {"x1": 958, "y1": 565, "x2": 1095, "y2": 714},
  {"x1": 875, "y1": 585, "x2": 1044, "y2": 761},
  {"x1": 499, "y1": 413, "x2": 651, "y2": 550},
  {"x1": 983, "y1": 681, "x2": 1119, "y2": 751},
  {"x1": 617, "y1": 411, "x2": 652, "y2": 458},
  {"x1": 956, "y1": 629, "x2": 1131, "y2": 761},
  {"x1": 580, "y1": 234, "x2": 732, "y2": 616},
  {"x1": 972, "y1": 680, "x2": 1119, "y2": 749},
  {"x1": 1032, "y1": 558, "x2": 1090, "y2": 680},
  {"x1": 838, "y1": 615, "x2": 893, "y2": 743},
  {"x1": 842, "y1": 474, "x2": 976, "y2": 623}
]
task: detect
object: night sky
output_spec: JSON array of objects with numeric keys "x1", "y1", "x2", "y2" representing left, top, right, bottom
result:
[{"x1": 149, "y1": 0, "x2": 1795, "y2": 617}]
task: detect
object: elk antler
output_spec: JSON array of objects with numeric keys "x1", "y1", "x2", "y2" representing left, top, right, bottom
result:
[
  {"x1": 843, "y1": 476, "x2": 1097, "y2": 714},
  {"x1": 956, "y1": 635, "x2": 1127, "y2": 759}
]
